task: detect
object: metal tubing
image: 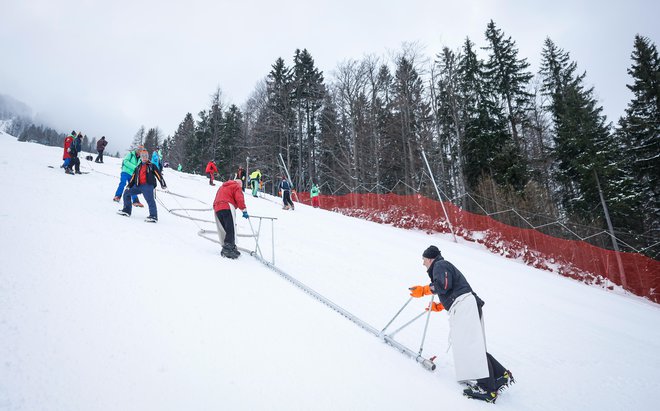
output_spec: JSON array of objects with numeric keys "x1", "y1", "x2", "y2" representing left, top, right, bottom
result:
[
  {"x1": 244, "y1": 250, "x2": 436, "y2": 372},
  {"x1": 421, "y1": 149, "x2": 457, "y2": 242},
  {"x1": 387, "y1": 311, "x2": 426, "y2": 338},
  {"x1": 379, "y1": 297, "x2": 413, "y2": 335},
  {"x1": 418, "y1": 296, "x2": 434, "y2": 355}
]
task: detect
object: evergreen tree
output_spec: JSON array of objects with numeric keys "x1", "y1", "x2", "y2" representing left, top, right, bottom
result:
[
  {"x1": 143, "y1": 127, "x2": 161, "y2": 154},
  {"x1": 616, "y1": 35, "x2": 660, "y2": 243},
  {"x1": 483, "y1": 20, "x2": 534, "y2": 151},
  {"x1": 292, "y1": 49, "x2": 325, "y2": 187},
  {"x1": 458, "y1": 37, "x2": 526, "y2": 195},
  {"x1": 540, "y1": 38, "x2": 619, "y2": 224}
]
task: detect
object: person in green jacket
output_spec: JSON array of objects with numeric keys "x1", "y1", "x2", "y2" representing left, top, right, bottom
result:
[
  {"x1": 249, "y1": 169, "x2": 262, "y2": 197},
  {"x1": 177, "y1": 163, "x2": 182, "y2": 172},
  {"x1": 310, "y1": 182, "x2": 320, "y2": 208},
  {"x1": 113, "y1": 147, "x2": 142, "y2": 206}
]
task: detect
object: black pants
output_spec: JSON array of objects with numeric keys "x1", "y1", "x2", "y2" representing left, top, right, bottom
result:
[
  {"x1": 71, "y1": 156, "x2": 80, "y2": 173},
  {"x1": 283, "y1": 190, "x2": 294, "y2": 207},
  {"x1": 95, "y1": 150, "x2": 104, "y2": 163},
  {"x1": 475, "y1": 306, "x2": 507, "y2": 392},
  {"x1": 216, "y1": 209, "x2": 235, "y2": 245},
  {"x1": 477, "y1": 353, "x2": 507, "y2": 392}
]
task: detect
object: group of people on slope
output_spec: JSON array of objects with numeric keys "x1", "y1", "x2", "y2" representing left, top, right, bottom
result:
[
  {"x1": 103, "y1": 146, "x2": 516, "y2": 403},
  {"x1": 61, "y1": 131, "x2": 108, "y2": 174}
]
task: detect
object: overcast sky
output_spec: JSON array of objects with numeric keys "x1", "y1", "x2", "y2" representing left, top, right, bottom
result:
[{"x1": 1, "y1": 0, "x2": 658, "y2": 151}]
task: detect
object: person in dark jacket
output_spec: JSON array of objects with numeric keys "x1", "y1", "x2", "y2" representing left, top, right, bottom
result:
[
  {"x1": 409, "y1": 246, "x2": 514, "y2": 403},
  {"x1": 279, "y1": 176, "x2": 295, "y2": 210},
  {"x1": 213, "y1": 179, "x2": 249, "y2": 258},
  {"x1": 69, "y1": 133, "x2": 83, "y2": 174},
  {"x1": 117, "y1": 149, "x2": 167, "y2": 222},
  {"x1": 95, "y1": 136, "x2": 108, "y2": 163}
]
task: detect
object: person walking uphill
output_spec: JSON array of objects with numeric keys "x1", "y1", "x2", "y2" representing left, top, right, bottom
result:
[
  {"x1": 117, "y1": 150, "x2": 167, "y2": 223},
  {"x1": 206, "y1": 160, "x2": 218, "y2": 185},
  {"x1": 95, "y1": 136, "x2": 108, "y2": 163},
  {"x1": 213, "y1": 179, "x2": 249, "y2": 259},
  {"x1": 280, "y1": 176, "x2": 294, "y2": 210},
  {"x1": 249, "y1": 169, "x2": 262, "y2": 197},
  {"x1": 113, "y1": 147, "x2": 142, "y2": 206},
  {"x1": 409, "y1": 246, "x2": 514, "y2": 403}
]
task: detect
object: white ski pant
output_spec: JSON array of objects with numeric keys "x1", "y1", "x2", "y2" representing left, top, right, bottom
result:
[{"x1": 448, "y1": 292, "x2": 489, "y2": 382}]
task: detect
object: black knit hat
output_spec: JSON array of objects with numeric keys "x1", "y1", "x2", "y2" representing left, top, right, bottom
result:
[{"x1": 422, "y1": 245, "x2": 441, "y2": 259}]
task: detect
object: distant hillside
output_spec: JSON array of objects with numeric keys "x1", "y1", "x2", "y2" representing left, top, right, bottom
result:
[{"x1": 0, "y1": 93, "x2": 32, "y2": 120}]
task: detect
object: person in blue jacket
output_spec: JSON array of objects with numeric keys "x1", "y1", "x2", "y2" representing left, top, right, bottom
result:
[{"x1": 279, "y1": 176, "x2": 295, "y2": 210}]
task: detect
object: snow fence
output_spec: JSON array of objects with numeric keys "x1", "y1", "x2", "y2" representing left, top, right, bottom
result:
[{"x1": 297, "y1": 191, "x2": 660, "y2": 304}]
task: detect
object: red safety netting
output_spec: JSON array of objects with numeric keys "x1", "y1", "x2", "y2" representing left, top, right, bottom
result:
[{"x1": 296, "y1": 191, "x2": 660, "y2": 304}]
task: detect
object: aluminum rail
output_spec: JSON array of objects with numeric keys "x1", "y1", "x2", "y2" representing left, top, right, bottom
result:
[{"x1": 244, "y1": 248, "x2": 436, "y2": 371}]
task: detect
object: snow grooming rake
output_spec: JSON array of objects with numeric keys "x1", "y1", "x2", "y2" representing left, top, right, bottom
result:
[
  {"x1": 169, "y1": 201, "x2": 436, "y2": 371},
  {"x1": 241, "y1": 249, "x2": 437, "y2": 372}
]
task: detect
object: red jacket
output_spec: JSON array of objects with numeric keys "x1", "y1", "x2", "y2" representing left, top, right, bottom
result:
[
  {"x1": 205, "y1": 161, "x2": 218, "y2": 174},
  {"x1": 63, "y1": 136, "x2": 74, "y2": 159},
  {"x1": 213, "y1": 180, "x2": 246, "y2": 212}
]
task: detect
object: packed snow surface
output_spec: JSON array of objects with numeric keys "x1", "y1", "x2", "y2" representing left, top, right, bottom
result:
[{"x1": 1, "y1": 131, "x2": 659, "y2": 410}]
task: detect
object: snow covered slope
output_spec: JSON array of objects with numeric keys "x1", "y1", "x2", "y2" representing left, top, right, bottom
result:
[{"x1": 1, "y1": 131, "x2": 659, "y2": 410}]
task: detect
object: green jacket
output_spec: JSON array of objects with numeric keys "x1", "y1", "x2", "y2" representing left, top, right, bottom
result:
[
  {"x1": 121, "y1": 151, "x2": 139, "y2": 175},
  {"x1": 310, "y1": 185, "x2": 320, "y2": 197}
]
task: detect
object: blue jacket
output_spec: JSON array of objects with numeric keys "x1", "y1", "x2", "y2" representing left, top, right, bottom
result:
[{"x1": 280, "y1": 180, "x2": 292, "y2": 191}]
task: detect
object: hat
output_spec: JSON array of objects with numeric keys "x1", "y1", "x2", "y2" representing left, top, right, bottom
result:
[{"x1": 422, "y1": 245, "x2": 441, "y2": 259}]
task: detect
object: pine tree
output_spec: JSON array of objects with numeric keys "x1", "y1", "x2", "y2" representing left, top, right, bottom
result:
[
  {"x1": 616, "y1": 35, "x2": 660, "y2": 244},
  {"x1": 483, "y1": 20, "x2": 534, "y2": 151},
  {"x1": 292, "y1": 49, "x2": 325, "y2": 187},
  {"x1": 540, "y1": 38, "x2": 619, "y2": 224},
  {"x1": 458, "y1": 37, "x2": 526, "y2": 196}
]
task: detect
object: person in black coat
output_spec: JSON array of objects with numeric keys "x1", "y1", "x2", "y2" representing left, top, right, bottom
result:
[
  {"x1": 409, "y1": 246, "x2": 514, "y2": 403},
  {"x1": 95, "y1": 136, "x2": 108, "y2": 163},
  {"x1": 279, "y1": 176, "x2": 295, "y2": 210}
]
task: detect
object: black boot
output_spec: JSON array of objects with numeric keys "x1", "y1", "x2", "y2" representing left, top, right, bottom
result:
[
  {"x1": 463, "y1": 384, "x2": 497, "y2": 403},
  {"x1": 495, "y1": 370, "x2": 515, "y2": 392},
  {"x1": 221, "y1": 244, "x2": 240, "y2": 259}
]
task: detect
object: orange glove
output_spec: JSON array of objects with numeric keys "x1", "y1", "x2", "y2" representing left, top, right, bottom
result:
[
  {"x1": 409, "y1": 285, "x2": 432, "y2": 298},
  {"x1": 426, "y1": 302, "x2": 445, "y2": 312}
]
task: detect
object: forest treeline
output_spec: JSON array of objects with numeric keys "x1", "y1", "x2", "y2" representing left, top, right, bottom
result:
[{"x1": 12, "y1": 21, "x2": 660, "y2": 258}]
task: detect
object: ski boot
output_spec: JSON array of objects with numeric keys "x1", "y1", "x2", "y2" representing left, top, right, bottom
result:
[
  {"x1": 65, "y1": 168, "x2": 74, "y2": 175},
  {"x1": 133, "y1": 202, "x2": 144, "y2": 208},
  {"x1": 144, "y1": 216, "x2": 158, "y2": 223},
  {"x1": 113, "y1": 196, "x2": 121, "y2": 202},
  {"x1": 463, "y1": 384, "x2": 497, "y2": 403},
  {"x1": 495, "y1": 370, "x2": 515, "y2": 392},
  {"x1": 117, "y1": 210, "x2": 130, "y2": 217},
  {"x1": 221, "y1": 244, "x2": 241, "y2": 259}
]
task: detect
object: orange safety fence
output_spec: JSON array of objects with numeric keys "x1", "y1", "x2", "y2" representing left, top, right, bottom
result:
[{"x1": 296, "y1": 191, "x2": 660, "y2": 304}]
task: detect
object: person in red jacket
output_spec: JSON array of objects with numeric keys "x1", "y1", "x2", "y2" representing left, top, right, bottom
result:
[
  {"x1": 213, "y1": 179, "x2": 249, "y2": 259},
  {"x1": 62, "y1": 131, "x2": 75, "y2": 174},
  {"x1": 206, "y1": 160, "x2": 219, "y2": 186}
]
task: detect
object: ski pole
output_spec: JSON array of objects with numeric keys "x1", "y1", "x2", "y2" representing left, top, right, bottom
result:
[
  {"x1": 386, "y1": 311, "x2": 426, "y2": 338},
  {"x1": 379, "y1": 297, "x2": 413, "y2": 336},
  {"x1": 418, "y1": 295, "x2": 434, "y2": 355}
]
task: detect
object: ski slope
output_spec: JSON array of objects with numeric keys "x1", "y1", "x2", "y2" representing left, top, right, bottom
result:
[{"x1": 0, "y1": 131, "x2": 659, "y2": 411}]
